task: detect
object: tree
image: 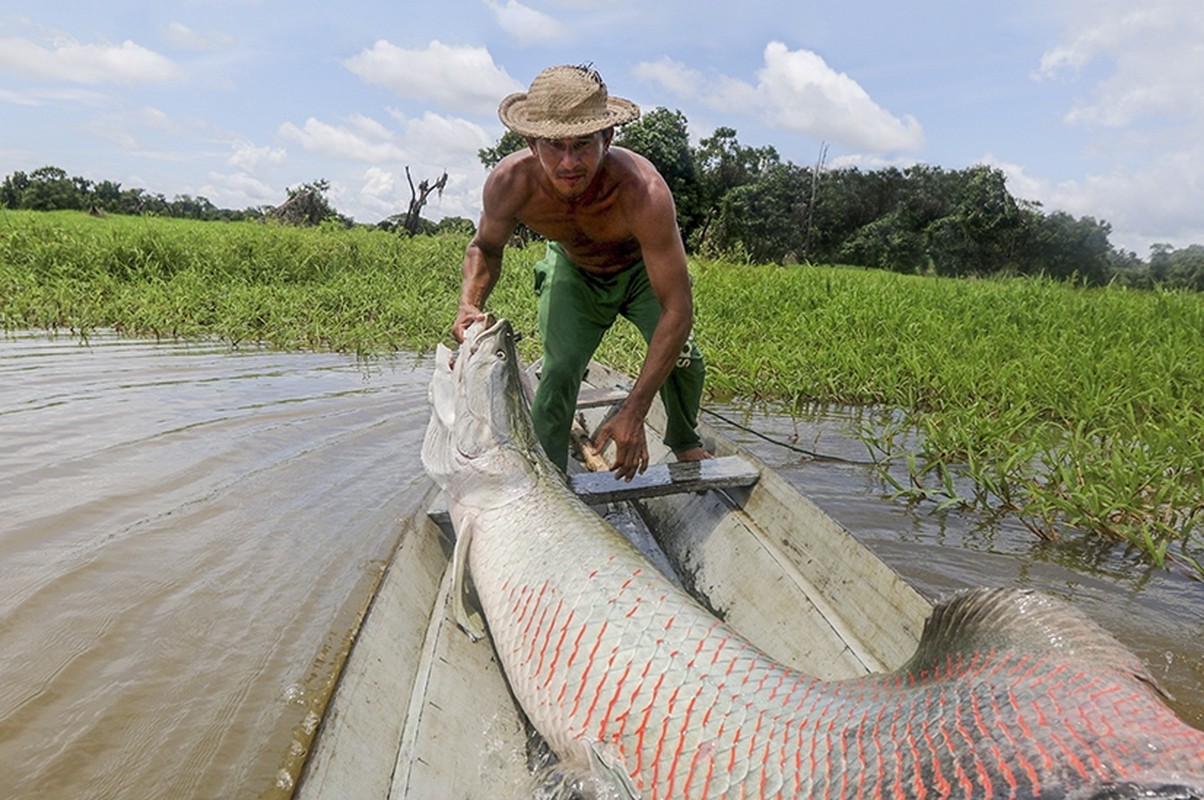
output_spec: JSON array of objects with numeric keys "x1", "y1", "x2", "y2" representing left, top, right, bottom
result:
[
  {"x1": 692, "y1": 127, "x2": 780, "y2": 253},
  {"x1": 926, "y1": 166, "x2": 1021, "y2": 276},
  {"x1": 478, "y1": 131, "x2": 528, "y2": 170},
  {"x1": 401, "y1": 167, "x2": 449, "y2": 236},
  {"x1": 1151, "y1": 244, "x2": 1204, "y2": 290},
  {"x1": 1019, "y1": 211, "x2": 1113, "y2": 284},
  {"x1": 0, "y1": 170, "x2": 29, "y2": 208},
  {"x1": 269, "y1": 179, "x2": 347, "y2": 226},
  {"x1": 21, "y1": 166, "x2": 85, "y2": 211},
  {"x1": 711, "y1": 162, "x2": 810, "y2": 263},
  {"x1": 432, "y1": 216, "x2": 476, "y2": 237},
  {"x1": 615, "y1": 107, "x2": 702, "y2": 242},
  {"x1": 92, "y1": 180, "x2": 123, "y2": 212},
  {"x1": 839, "y1": 212, "x2": 928, "y2": 272}
]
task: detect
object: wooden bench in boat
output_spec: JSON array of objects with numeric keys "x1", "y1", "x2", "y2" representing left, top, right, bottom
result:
[
  {"x1": 574, "y1": 385, "x2": 630, "y2": 409},
  {"x1": 570, "y1": 455, "x2": 759, "y2": 504},
  {"x1": 429, "y1": 455, "x2": 760, "y2": 527}
]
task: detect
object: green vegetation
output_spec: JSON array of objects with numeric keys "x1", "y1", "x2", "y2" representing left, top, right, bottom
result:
[
  {"x1": 10, "y1": 113, "x2": 1204, "y2": 291},
  {"x1": 680, "y1": 263, "x2": 1204, "y2": 579},
  {"x1": 2, "y1": 210, "x2": 1201, "y2": 578},
  {"x1": 0, "y1": 211, "x2": 496, "y2": 352}
]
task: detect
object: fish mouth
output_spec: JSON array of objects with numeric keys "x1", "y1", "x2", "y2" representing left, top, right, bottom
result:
[
  {"x1": 463, "y1": 313, "x2": 504, "y2": 349},
  {"x1": 456, "y1": 314, "x2": 511, "y2": 375},
  {"x1": 452, "y1": 315, "x2": 535, "y2": 460}
]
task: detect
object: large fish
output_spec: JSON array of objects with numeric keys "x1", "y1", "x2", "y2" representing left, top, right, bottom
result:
[{"x1": 421, "y1": 316, "x2": 1204, "y2": 799}]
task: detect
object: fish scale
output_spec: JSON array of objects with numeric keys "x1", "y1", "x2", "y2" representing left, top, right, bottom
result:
[{"x1": 422, "y1": 317, "x2": 1204, "y2": 799}]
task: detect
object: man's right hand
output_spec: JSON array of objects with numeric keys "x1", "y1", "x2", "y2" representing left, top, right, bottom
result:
[{"x1": 452, "y1": 305, "x2": 487, "y2": 344}]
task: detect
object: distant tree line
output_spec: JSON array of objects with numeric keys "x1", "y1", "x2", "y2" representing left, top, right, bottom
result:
[
  {"x1": 480, "y1": 108, "x2": 1203, "y2": 290},
  {"x1": 0, "y1": 166, "x2": 265, "y2": 221},
  {"x1": 7, "y1": 120, "x2": 1203, "y2": 290},
  {"x1": 0, "y1": 166, "x2": 475, "y2": 236}
]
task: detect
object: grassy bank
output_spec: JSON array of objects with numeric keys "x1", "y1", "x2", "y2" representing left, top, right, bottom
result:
[
  {"x1": 686, "y1": 262, "x2": 1203, "y2": 578},
  {"x1": 3, "y1": 210, "x2": 1201, "y2": 576}
]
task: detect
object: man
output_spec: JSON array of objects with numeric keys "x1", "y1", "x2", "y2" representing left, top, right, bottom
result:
[{"x1": 452, "y1": 64, "x2": 709, "y2": 480}]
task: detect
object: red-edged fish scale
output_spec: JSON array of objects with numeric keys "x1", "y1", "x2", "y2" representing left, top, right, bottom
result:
[{"x1": 466, "y1": 491, "x2": 1204, "y2": 799}]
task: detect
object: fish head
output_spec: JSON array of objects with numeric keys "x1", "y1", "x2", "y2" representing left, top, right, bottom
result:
[{"x1": 422, "y1": 315, "x2": 545, "y2": 493}]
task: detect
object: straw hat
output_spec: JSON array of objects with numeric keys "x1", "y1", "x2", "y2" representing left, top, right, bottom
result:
[{"x1": 498, "y1": 65, "x2": 640, "y2": 139}]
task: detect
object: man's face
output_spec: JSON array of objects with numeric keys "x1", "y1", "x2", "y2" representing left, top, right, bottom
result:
[{"x1": 529, "y1": 132, "x2": 610, "y2": 200}]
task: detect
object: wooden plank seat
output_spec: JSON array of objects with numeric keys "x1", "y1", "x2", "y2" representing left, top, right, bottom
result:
[
  {"x1": 429, "y1": 455, "x2": 760, "y2": 527},
  {"x1": 569, "y1": 455, "x2": 759, "y2": 504}
]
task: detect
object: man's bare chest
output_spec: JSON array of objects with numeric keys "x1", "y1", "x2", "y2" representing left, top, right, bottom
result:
[{"x1": 520, "y1": 206, "x2": 640, "y2": 269}]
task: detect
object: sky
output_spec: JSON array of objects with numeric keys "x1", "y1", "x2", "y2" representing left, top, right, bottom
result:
[{"x1": 2, "y1": 1, "x2": 1203, "y2": 256}]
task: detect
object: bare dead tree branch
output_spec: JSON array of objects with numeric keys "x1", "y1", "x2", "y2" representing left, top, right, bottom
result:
[{"x1": 402, "y1": 167, "x2": 449, "y2": 236}]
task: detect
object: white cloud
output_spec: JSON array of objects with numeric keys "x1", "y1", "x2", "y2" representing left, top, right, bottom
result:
[
  {"x1": 343, "y1": 40, "x2": 523, "y2": 115},
  {"x1": 138, "y1": 106, "x2": 181, "y2": 134},
  {"x1": 272, "y1": 109, "x2": 492, "y2": 222},
  {"x1": 634, "y1": 43, "x2": 924, "y2": 153},
  {"x1": 756, "y1": 43, "x2": 924, "y2": 152},
  {"x1": 631, "y1": 57, "x2": 762, "y2": 116},
  {"x1": 1035, "y1": 1, "x2": 1204, "y2": 127},
  {"x1": 0, "y1": 86, "x2": 114, "y2": 107},
  {"x1": 277, "y1": 116, "x2": 410, "y2": 163},
  {"x1": 201, "y1": 171, "x2": 279, "y2": 207},
  {"x1": 164, "y1": 22, "x2": 234, "y2": 53},
  {"x1": 361, "y1": 166, "x2": 395, "y2": 199},
  {"x1": 984, "y1": 149, "x2": 1204, "y2": 254},
  {"x1": 0, "y1": 88, "x2": 41, "y2": 107},
  {"x1": 483, "y1": 0, "x2": 568, "y2": 46},
  {"x1": 0, "y1": 36, "x2": 179, "y2": 84},
  {"x1": 352, "y1": 164, "x2": 475, "y2": 220},
  {"x1": 388, "y1": 110, "x2": 493, "y2": 166},
  {"x1": 228, "y1": 139, "x2": 286, "y2": 171},
  {"x1": 276, "y1": 110, "x2": 488, "y2": 165},
  {"x1": 81, "y1": 114, "x2": 142, "y2": 151},
  {"x1": 632, "y1": 57, "x2": 703, "y2": 99},
  {"x1": 1015, "y1": 0, "x2": 1204, "y2": 251}
]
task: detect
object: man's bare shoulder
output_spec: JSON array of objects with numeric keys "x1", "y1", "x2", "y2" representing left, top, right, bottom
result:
[
  {"x1": 483, "y1": 150, "x2": 539, "y2": 210},
  {"x1": 606, "y1": 147, "x2": 670, "y2": 201},
  {"x1": 605, "y1": 146, "x2": 658, "y2": 182},
  {"x1": 604, "y1": 147, "x2": 674, "y2": 222}
]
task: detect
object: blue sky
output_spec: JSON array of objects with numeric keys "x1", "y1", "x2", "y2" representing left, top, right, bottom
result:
[{"x1": 3, "y1": 1, "x2": 1202, "y2": 255}]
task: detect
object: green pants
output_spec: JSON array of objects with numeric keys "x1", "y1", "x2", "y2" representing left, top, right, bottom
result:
[{"x1": 531, "y1": 242, "x2": 706, "y2": 471}]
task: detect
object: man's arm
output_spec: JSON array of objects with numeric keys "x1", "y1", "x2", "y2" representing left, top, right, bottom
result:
[
  {"x1": 453, "y1": 158, "x2": 523, "y2": 343},
  {"x1": 594, "y1": 161, "x2": 694, "y2": 479}
]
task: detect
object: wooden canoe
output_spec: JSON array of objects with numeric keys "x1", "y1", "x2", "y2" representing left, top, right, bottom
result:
[{"x1": 294, "y1": 360, "x2": 933, "y2": 798}]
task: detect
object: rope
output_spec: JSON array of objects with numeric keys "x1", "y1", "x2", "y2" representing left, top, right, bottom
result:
[{"x1": 698, "y1": 406, "x2": 876, "y2": 466}]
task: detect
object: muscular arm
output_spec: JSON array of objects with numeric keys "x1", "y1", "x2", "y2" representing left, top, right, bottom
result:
[
  {"x1": 453, "y1": 157, "x2": 523, "y2": 343},
  {"x1": 594, "y1": 161, "x2": 694, "y2": 478}
]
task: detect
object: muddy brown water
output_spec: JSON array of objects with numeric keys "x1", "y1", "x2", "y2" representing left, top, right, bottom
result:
[{"x1": 1, "y1": 331, "x2": 1201, "y2": 798}]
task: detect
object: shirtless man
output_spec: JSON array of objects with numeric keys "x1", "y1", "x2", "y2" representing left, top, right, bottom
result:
[{"x1": 452, "y1": 64, "x2": 709, "y2": 481}]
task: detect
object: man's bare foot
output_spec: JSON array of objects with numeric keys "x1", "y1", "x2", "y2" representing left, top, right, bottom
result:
[{"x1": 675, "y1": 446, "x2": 714, "y2": 462}]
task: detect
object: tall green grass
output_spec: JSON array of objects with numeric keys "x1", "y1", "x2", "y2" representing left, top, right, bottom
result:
[
  {"x1": 2, "y1": 210, "x2": 1201, "y2": 577},
  {"x1": 675, "y1": 261, "x2": 1204, "y2": 578}
]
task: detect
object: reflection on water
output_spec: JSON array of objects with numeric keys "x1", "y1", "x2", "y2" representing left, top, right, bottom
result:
[
  {"x1": 0, "y1": 331, "x2": 436, "y2": 799},
  {"x1": 702, "y1": 402, "x2": 1204, "y2": 729},
  {"x1": 2, "y1": 334, "x2": 1201, "y2": 800}
]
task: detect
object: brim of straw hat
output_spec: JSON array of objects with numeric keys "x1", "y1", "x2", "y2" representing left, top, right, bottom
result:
[{"x1": 498, "y1": 92, "x2": 641, "y2": 139}]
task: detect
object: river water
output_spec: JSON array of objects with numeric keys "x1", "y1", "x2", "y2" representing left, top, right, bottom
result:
[{"x1": 1, "y1": 331, "x2": 1201, "y2": 799}]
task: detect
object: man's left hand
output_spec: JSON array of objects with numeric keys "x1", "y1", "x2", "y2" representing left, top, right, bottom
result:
[{"x1": 592, "y1": 410, "x2": 649, "y2": 481}]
